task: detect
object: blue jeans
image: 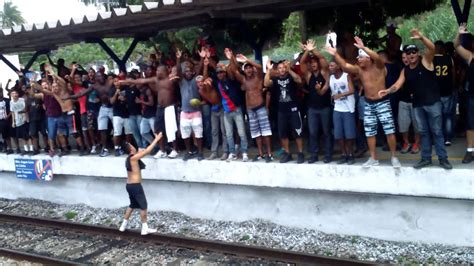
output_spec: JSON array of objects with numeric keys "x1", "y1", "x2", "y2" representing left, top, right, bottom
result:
[
  {"x1": 47, "y1": 116, "x2": 60, "y2": 140},
  {"x1": 202, "y1": 104, "x2": 212, "y2": 149},
  {"x1": 440, "y1": 95, "x2": 456, "y2": 142},
  {"x1": 128, "y1": 115, "x2": 143, "y2": 148},
  {"x1": 307, "y1": 107, "x2": 332, "y2": 159},
  {"x1": 414, "y1": 101, "x2": 448, "y2": 160},
  {"x1": 223, "y1": 107, "x2": 248, "y2": 154}
]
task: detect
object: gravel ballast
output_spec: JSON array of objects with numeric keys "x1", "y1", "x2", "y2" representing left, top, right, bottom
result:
[{"x1": 0, "y1": 198, "x2": 472, "y2": 264}]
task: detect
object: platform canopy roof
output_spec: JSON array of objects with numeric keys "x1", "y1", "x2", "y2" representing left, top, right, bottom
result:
[{"x1": 0, "y1": 0, "x2": 368, "y2": 54}]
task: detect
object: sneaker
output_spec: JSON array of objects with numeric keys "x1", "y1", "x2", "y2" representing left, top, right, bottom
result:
[
  {"x1": 411, "y1": 144, "x2": 420, "y2": 154},
  {"x1": 362, "y1": 158, "x2": 379, "y2": 168},
  {"x1": 15, "y1": 148, "x2": 21, "y2": 154},
  {"x1": 79, "y1": 148, "x2": 86, "y2": 156},
  {"x1": 114, "y1": 149, "x2": 121, "y2": 157},
  {"x1": 413, "y1": 159, "x2": 432, "y2": 169},
  {"x1": 32, "y1": 150, "x2": 40, "y2": 156},
  {"x1": 252, "y1": 154, "x2": 263, "y2": 162},
  {"x1": 297, "y1": 152, "x2": 305, "y2": 164},
  {"x1": 462, "y1": 152, "x2": 473, "y2": 164},
  {"x1": 439, "y1": 159, "x2": 453, "y2": 170},
  {"x1": 6, "y1": 149, "x2": 14, "y2": 155},
  {"x1": 99, "y1": 149, "x2": 110, "y2": 157},
  {"x1": 308, "y1": 154, "x2": 318, "y2": 164},
  {"x1": 444, "y1": 141, "x2": 452, "y2": 146},
  {"x1": 400, "y1": 143, "x2": 411, "y2": 154},
  {"x1": 391, "y1": 157, "x2": 401, "y2": 168},
  {"x1": 323, "y1": 157, "x2": 332, "y2": 164},
  {"x1": 183, "y1": 153, "x2": 192, "y2": 161},
  {"x1": 48, "y1": 149, "x2": 56, "y2": 157},
  {"x1": 226, "y1": 153, "x2": 237, "y2": 162},
  {"x1": 347, "y1": 155, "x2": 355, "y2": 165},
  {"x1": 141, "y1": 227, "x2": 157, "y2": 236},
  {"x1": 242, "y1": 153, "x2": 249, "y2": 162},
  {"x1": 197, "y1": 153, "x2": 204, "y2": 161},
  {"x1": 153, "y1": 150, "x2": 167, "y2": 159},
  {"x1": 207, "y1": 152, "x2": 217, "y2": 160},
  {"x1": 280, "y1": 152, "x2": 292, "y2": 163},
  {"x1": 220, "y1": 153, "x2": 228, "y2": 160},
  {"x1": 119, "y1": 220, "x2": 128, "y2": 232},
  {"x1": 337, "y1": 155, "x2": 348, "y2": 164},
  {"x1": 168, "y1": 149, "x2": 178, "y2": 159},
  {"x1": 90, "y1": 145, "x2": 97, "y2": 154},
  {"x1": 265, "y1": 154, "x2": 274, "y2": 163}
]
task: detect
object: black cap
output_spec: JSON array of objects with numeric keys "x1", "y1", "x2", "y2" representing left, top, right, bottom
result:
[{"x1": 404, "y1": 44, "x2": 419, "y2": 52}]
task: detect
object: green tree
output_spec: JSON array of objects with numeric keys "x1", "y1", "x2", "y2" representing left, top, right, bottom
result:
[{"x1": 0, "y1": 2, "x2": 25, "y2": 28}]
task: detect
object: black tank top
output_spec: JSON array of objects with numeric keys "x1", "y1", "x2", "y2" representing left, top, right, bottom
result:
[
  {"x1": 468, "y1": 61, "x2": 474, "y2": 98},
  {"x1": 404, "y1": 63, "x2": 440, "y2": 107},
  {"x1": 433, "y1": 55, "x2": 454, "y2": 97},
  {"x1": 307, "y1": 72, "x2": 331, "y2": 109},
  {"x1": 125, "y1": 155, "x2": 146, "y2": 172}
]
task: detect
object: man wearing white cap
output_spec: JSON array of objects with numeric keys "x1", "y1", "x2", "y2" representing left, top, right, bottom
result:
[{"x1": 326, "y1": 37, "x2": 400, "y2": 168}]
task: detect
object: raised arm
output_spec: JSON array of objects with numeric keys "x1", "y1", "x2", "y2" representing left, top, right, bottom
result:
[
  {"x1": 285, "y1": 61, "x2": 303, "y2": 84},
  {"x1": 454, "y1": 23, "x2": 473, "y2": 64},
  {"x1": 354, "y1": 36, "x2": 385, "y2": 68},
  {"x1": 119, "y1": 77, "x2": 156, "y2": 87},
  {"x1": 411, "y1": 29, "x2": 435, "y2": 67},
  {"x1": 224, "y1": 48, "x2": 241, "y2": 82},
  {"x1": 325, "y1": 46, "x2": 360, "y2": 74},
  {"x1": 131, "y1": 132, "x2": 163, "y2": 160},
  {"x1": 264, "y1": 59, "x2": 274, "y2": 87}
]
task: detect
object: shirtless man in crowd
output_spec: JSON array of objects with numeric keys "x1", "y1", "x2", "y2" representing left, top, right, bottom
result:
[
  {"x1": 119, "y1": 49, "x2": 182, "y2": 159},
  {"x1": 36, "y1": 65, "x2": 86, "y2": 156},
  {"x1": 326, "y1": 36, "x2": 400, "y2": 168},
  {"x1": 228, "y1": 51, "x2": 273, "y2": 162},
  {"x1": 66, "y1": 71, "x2": 113, "y2": 156}
]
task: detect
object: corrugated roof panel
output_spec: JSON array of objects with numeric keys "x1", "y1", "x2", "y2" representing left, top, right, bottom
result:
[
  {"x1": 99, "y1": 12, "x2": 112, "y2": 20},
  {"x1": 128, "y1": 5, "x2": 143, "y2": 13},
  {"x1": 1, "y1": 28, "x2": 12, "y2": 36},
  {"x1": 12, "y1": 26, "x2": 22, "y2": 33},
  {"x1": 85, "y1": 14, "x2": 99, "y2": 22},
  {"x1": 59, "y1": 19, "x2": 71, "y2": 26},
  {"x1": 143, "y1": 2, "x2": 159, "y2": 10},
  {"x1": 112, "y1": 8, "x2": 127, "y2": 17},
  {"x1": 21, "y1": 24, "x2": 33, "y2": 32},
  {"x1": 72, "y1": 17, "x2": 85, "y2": 24}
]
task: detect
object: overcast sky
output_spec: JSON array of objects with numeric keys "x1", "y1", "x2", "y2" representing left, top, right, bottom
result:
[{"x1": 5, "y1": 0, "x2": 103, "y2": 25}]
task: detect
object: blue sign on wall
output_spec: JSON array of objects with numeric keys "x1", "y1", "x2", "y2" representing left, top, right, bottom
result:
[{"x1": 14, "y1": 159, "x2": 53, "y2": 181}]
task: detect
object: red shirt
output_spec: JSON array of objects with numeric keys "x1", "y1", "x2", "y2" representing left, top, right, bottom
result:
[{"x1": 73, "y1": 84, "x2": 87, "y2": 114}]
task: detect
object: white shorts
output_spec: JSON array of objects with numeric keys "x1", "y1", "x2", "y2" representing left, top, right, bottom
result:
[
  {"x1": 98, "y1": 106, "x2": 113, "y2": 131},
  {"x1": 113, "y1": 116, "x2": 132, "y2": 136},
  {"x1": 180, "y1": 111, "x2": 203, "y2": 139}
]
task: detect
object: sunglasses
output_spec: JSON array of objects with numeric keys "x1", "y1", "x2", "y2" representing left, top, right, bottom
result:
[{"x1": 406, "y1": 50, "x2": 418, "y2": 55}]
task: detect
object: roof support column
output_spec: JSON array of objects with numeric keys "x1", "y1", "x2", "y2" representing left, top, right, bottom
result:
[
  {"x1": 0, "y1": 54, "x2": 20, "y2": 73},
  {"x1": 23, "y1": 50, "x2": 50, "y2": 73},
  {"x1": 92, "y1": 37, "x2": 143, "y2": 73}
]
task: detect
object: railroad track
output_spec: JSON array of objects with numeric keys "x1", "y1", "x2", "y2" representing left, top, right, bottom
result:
[{"x1": 0, "y1": 213, "x2": 373, "y2": 265}]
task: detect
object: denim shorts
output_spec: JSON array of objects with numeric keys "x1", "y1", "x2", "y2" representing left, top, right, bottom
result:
[{"x1": 333, "y1": 111, "x2": 356, "y2": 139}]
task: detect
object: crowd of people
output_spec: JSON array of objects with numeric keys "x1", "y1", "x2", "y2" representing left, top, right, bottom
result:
[{"x1": 1, "y1": 23, "x2": 474, "y2": 170}]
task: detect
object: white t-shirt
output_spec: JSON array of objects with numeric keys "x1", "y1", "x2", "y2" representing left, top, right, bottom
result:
[
  {"x1": 10, "y1": 97, "x2": 26, "y2": 127},
  {"x1": 330, "y1": 73, "x2": 355, "y2": 113}
]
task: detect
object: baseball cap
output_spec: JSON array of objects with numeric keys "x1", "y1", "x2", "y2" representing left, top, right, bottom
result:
[
  {"x1": 386, "y1": 22, "x2": 397, "y2": 28},
  {"x1": 241, "y1": 63, "x2": 252, "y2": 71},
  {"x1": 357, "y1": 49, "x2": 370, "y2": 58},
  {"x1": 404, "y1": 44, "x2": 419, "y2": 52}
]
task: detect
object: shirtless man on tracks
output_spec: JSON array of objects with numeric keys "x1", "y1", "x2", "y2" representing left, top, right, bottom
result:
[
  {"x1": 326, "y1": 36, "x2": 400, "y2": 168},
  {"x1": 119, "y1": 132, "x2": 163, "y2": 235}
]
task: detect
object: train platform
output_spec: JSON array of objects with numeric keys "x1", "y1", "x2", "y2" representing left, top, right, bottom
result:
[{"x1": 0, "y1": 141, "x2": 473, "y2": 247}]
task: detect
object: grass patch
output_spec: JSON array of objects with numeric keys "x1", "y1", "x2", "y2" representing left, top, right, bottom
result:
[{"x1": 64, "y1": 211, "x2": 77, "y2": 220}]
